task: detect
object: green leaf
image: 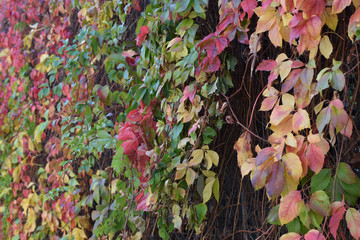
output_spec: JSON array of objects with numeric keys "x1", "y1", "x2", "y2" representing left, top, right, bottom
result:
[
  {"x1": 212, "y1": 177, "x2": 219, "y2": 202},
  {"x1": 310, "y1": 169, "x2": 331, "y2": 194},
  {"x1": 175, "y1": 0, "x2": 191, "y2": 13},
  {"x1": 112, "y1": 146, "x2": 124, "y2": 174},
  {"x1": 337, "y1": 162, "x2": 357, "y2": 184},
  {"x1": 310, "y1": 190, "x2": 330, "y2": 217},
  {"x1": 195, "y1": 203, "x2": 207, "y2": 223},
  {"x1": 267, "y1": 205, "x2": 281, "y2": 225}
]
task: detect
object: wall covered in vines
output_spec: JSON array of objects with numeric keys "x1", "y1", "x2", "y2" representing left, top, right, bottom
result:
[{"x1": 0, "y1": 0, "x2": 360, "y2": 239}]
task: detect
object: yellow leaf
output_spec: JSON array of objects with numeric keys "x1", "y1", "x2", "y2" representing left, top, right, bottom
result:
[
  {"x1": 319, "y1": 35, "x2": 333, "y2": 59},
  {"x1": 279, "y1": 60, "x2": 293, "y2": 81},
  {"x1": 24, "y1": 208, "x2": 36, "y2": 233},
  {"x1": 205, "y1": 150, "x2": 219, "y2": 167},
  {"x1": 203, "y1": 177, "x2": 215, "y2": 203},
  {"x1": 234, "y1": 132, "x2": 254, "y2": 178},
  {"x1": 282, "y1": 153, "x2": 302, "y2": 180},
  {"x1": 324, "y1": 8, "x2": 338, "y2": 31},
  {"x1": 282, "y1": 93, "x2": 294, "y2": 108},
  {"x1": 285, "y1": 133, "x2": 297, "y2": 148},
  {"x1": 185, "y1": 168, "x2": 196, "y2": 186},
  {"x1": 254, "y1": 6, "x2": 277, "y2": 33},
  {"x1": 72, "y1": 227, "x2": 87, "y2": 240},
  {"x1": 189, "y1": 149, "x2": 204, "y2": 167}
]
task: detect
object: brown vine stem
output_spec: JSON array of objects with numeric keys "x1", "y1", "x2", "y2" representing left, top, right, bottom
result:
[
  {"x1": 221, "y1": 92, "x2": 276, "y2": 145},
  {"x1": 248, "y1": 85, "x2": 267, "y2": 127}
]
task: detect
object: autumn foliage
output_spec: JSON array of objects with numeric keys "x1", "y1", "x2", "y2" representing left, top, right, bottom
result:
[{"x1": 0, "y1": 0, "x2": 360, "y2": 239}]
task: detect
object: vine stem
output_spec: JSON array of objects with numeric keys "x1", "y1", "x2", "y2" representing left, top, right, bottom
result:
[
  {"x1": 248, "y1": 85, "x2": 267, "y2": 127},
  {"x1": 221, "y1": 92, "x2": 276, "y2": 144}
]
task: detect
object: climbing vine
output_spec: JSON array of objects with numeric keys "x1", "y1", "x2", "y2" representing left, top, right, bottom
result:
[{"x1": 0, "y1": 0, "x2": 359, "y2": 239}]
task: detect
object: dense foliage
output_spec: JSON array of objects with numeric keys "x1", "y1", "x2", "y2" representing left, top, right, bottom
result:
[{"x1": 0, "y1": 0, "x2": 360, "y2": 239}]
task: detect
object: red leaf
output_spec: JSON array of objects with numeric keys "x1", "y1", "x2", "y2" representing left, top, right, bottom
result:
[
  {"x1": 136, "y1": 26, "x2": 149, "y2": 46},
  {"x1": 133, "y1": 0, "x2": 141, "y2": 12},
  {"x1": 201, "y1": 56, "x2": 221, "y2": 73},
  {"x1": 256, "y1": 59, "x2": 277, "y2": 71},
  {"x1": 306, "y1": 143, "x2": 324, "y2": 174},
  {"x1": 329, "y1": 201, "x2": 346, "y2": 239},
  {"x1": 127, "y1": 109, "x2": 142, "y2": 122},
  {"x1": 304, "y1": 230, "x2": 325, "y2": 240}
]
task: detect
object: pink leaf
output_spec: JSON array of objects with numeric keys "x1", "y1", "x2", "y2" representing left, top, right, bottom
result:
[
  {"x1": 332, "y1": 0, "x2": 351, "y2": 14},
  {"x1": 256, "y1": 59, "x2": 277, "y2": 71},
  {"x1": 269, "y1": 105, "x2": 293, "y2": 126},
  {"x1": 329, "y1": 201, "x2": 346, "y2": 239},
  {"x1": 304, "y1": 230, "x2": 325, "y2": 240},
  {"x1": 241, "y1": 0, "x2": 257, "y2": 18}
]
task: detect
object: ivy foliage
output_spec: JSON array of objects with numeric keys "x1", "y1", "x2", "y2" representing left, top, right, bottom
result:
[{"x1": 0, "y1": 0, "x2": 360, "y2": 239}]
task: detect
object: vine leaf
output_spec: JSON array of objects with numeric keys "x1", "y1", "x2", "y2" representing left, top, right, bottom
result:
[
  {"x1": 306, "y1": 143, "x2": 325, "y2": 174},
  {"x1": 292, "y1": 109, "x2": 310, "y2": 133},
  {"x1": 256, "y1": 59, "x2": 276, "y2": 71},
  {"x1": 319, "y1": 35, "x2": 333, "y2": 59},
  {"x1": 136, "y1": 26, "x2": 149, "y2": 46},
  {"x1": 282, "y1": 153, "x2": 302, "y2": 180},
  {"x1": 279, "y1": 232, "x2": 301, "y2": 240},
  {"x1": 270, "y1": 105, "x2": 293, "y2": 126},
  {"x1": 304, "y1": 229, "x2": 325, "y2": 240},
  {"x1": 345, "y1": 208, "x2": 360, "y2": 239},
  {"x1": 203, "y1": 177, "x2": 215, "y2": 203},
  {"x1": 349, "y1": 8, "x2": 360, "y2": 40},
  {"x1": 309, "y1": 190, "x2": 330, "y2": 217},
  {"x1": 279, "y1": 190, "x2": 302, "y2": 225},
  {"x1": 265, "y1": 161, "x2": 285, "y2": 198},
  {"x1": 186, "y1": 168, "x2": 197, "y2": 186},
  {"x1": 234, "y1": 132, "x2": 254, "y2": 177},
  {"x1": 332, "y1": 0, "x2": 351, "y2": 14},
  {"x1": 329, "y1": 200, "x2": 346, "y2": 239}
]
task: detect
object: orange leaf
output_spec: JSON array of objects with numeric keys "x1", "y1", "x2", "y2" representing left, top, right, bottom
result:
[
  {"x1": 270, "y1": 105, "x2": 293, "y2": 126},
  {"x1": 306, "y1": 143, "x2": 324, "y2": 174},
  {"x1": 279, "y1": 190, "x2": 302, "y2": 225}
]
